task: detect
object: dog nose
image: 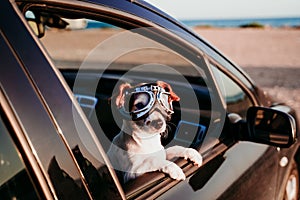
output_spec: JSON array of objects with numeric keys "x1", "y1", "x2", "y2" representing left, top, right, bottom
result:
[{"x1": 147, "y1": 119, "x2": 163, "y2": 129}]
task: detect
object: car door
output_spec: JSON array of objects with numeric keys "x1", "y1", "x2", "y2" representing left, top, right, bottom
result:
[
  {"x1": 11, "y1": 0, "x2": 290, "y2": 199},
  {"x1": 156, "y1": 61, "x2": 278, "y2": 199},
  {"x1": 14, "y1": 1, "x2": 230, "y2": 199},
  {"x1": 1, "y1": 1, "x2": 125, "y2": 199}
]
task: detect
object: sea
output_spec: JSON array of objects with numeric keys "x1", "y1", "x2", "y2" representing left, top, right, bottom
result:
[
  {"x1": 86, "y1": 17, "x2": 300, "y2": 29},
  {"x1": 180, "y1": 17, "x2": 300, "y2": 28}
]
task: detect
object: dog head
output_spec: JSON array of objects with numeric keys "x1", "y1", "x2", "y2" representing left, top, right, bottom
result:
[{"x1": 115, "y1": 81, "x2": 180, "y2": 135}]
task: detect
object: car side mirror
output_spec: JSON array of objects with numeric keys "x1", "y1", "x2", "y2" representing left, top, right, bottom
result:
[{"x1": 247, "y1": 106, "x2": 296, "y2": 148}]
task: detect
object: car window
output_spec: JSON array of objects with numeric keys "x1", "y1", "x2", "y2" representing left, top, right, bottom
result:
[
  {"x1": 22, "y1": 5, "x2": 227, "y2": 196},
  {"x1": 210, "y1": 62, "x2": 253, "y2": 119},
  {"x1": 0, "y1": 116, "x2": 39, "y2": 199},
  {"x1": 31, "y1": 13, "x2": 220, "y2": 135}
]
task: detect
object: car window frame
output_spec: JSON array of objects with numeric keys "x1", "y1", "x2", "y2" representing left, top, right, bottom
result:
[
  {"x1": 208, "y1": 59, "x2": 255, "y2": 118},
  {"x1": 204, "y1": 54, "x2": 259, "y2": 107},
  {"x1": 15, "y1": 0, "x2": 242, "y2": 199}
]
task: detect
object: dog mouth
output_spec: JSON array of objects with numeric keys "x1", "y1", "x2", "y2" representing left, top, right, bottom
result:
[
  {"x1": 132, "y1": 109, "x2": 167, "y2": 134},
  {"x1": 145, "y1": 119, "x2": 164, "y2": 130},
  {"x1": 135, "y1": 116, "x2": 165, "y2": 130}
]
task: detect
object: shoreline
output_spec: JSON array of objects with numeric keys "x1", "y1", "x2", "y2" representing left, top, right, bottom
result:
[{"x1": 180, "y1": 16, "x2": 300, "y2": 29}]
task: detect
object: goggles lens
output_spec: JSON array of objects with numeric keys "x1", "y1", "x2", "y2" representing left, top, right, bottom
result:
[
  {"x1": 158, "y1": 92, "x2": 173, "y2": 112},
  {"x1": 128, "y1": 92, "x2": 152, "y2": 113}
]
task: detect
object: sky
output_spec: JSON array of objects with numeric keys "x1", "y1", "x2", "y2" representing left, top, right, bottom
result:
[{"x1": 145, "y1": 0, "x2": 300, "y2": 20}]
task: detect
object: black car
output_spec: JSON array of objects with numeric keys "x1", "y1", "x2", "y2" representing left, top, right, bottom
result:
[{"x1": 0, "y1": 0, "x2": 299, "y2": 199}]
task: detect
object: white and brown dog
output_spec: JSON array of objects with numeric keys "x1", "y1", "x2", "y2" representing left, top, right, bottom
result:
[{"x1": 107, "y1": 81, "x2": 202, "y2": 183}]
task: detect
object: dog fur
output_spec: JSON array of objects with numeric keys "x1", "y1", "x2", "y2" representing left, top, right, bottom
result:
[{"x1": 107, "y1": 81, "x2": 202, "y2": 183}]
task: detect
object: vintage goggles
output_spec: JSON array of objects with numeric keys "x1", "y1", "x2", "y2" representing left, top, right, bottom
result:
[{"x1": 120, "y1": 85, "x2": 174, "y2": 120}]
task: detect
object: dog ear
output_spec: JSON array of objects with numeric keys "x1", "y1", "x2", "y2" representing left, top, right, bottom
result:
[
  {"x1": 157, "y1": 81, "x2": 180, "y2": 101},
  {"x1": 115, "y1": 83, "x2": 132, "y2": 108}
]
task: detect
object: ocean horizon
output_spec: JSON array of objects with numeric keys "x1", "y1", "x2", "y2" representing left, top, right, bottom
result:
[
  {"x1": 86, "y1": 17, "x2": 300, "y2": 29},
  {"x1": 180, "y1": 17, "x2": 300, "y2": 28}
]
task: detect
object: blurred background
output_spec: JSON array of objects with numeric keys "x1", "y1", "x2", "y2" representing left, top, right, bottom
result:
[{"x1": 146, "y1": 0, "x2": 300, "y2": 116}]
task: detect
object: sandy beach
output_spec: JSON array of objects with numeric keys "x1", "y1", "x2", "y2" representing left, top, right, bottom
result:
[
  {"x1": 42, "y1": 27, "x2": 300, "y2": 116},
  {"x1": 194, "y1": 28, "x2": 300, "y2": 115}
]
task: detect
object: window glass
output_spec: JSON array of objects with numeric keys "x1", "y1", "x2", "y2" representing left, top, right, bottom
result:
[
  {"x1": 211, "y1": 63, "x2": 252, "y2": 119},
  {"x1": 40, "y1": 18, "x2": 204, "y2": 77},
  {"x1": 0, "y1": 116, "x2": 39, "y2": 199},
  {"x1": 195, "y1": 39, "x2": 253, "y2": 90},
  {"x1": 24, "y1": 7, "x2": 226, "y2": 190},
  {"x1": 38, "y1": 15, "x2": 216, "y2": 143}
]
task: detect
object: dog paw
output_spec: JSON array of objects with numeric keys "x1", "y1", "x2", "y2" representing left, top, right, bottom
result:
[
  {"x1": 184, "y1": 148, "x2": 203, "y2": 167},
  {"x1": 160, "y1": 162, "x2": 186, "y2": 180}
]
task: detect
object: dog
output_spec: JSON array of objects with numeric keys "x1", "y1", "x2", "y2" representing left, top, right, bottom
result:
[{"x1": 107, "y1": 81, "x2": 202, "y2": 183}]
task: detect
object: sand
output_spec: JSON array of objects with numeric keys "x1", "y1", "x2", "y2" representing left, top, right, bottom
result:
[
  {"x1": 194, "y1": 28, "x2": 300, "y2": 116},
  {"x1": 195, "y1": 28, "x2": 300, "y2": 68}
]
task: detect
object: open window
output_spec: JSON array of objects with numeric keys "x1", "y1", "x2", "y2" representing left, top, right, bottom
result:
[{"x1": 20, "y1": 3, "x2": 229, "y2": 198}]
